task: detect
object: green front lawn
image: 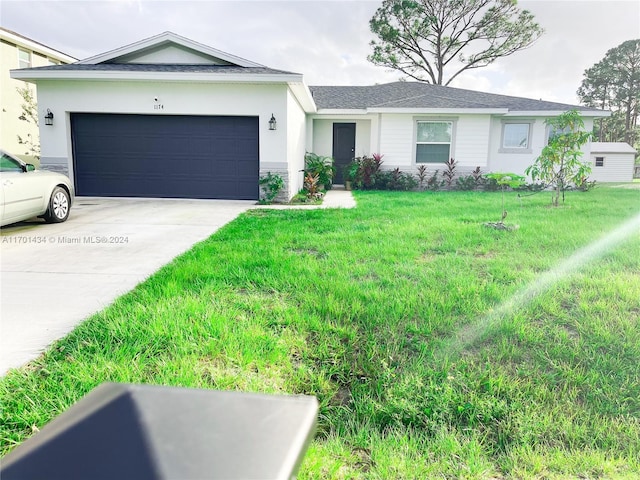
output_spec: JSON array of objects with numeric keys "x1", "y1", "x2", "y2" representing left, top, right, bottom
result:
[{"x1": 2, "y1": 187, "x2": 639, "y2": 478}]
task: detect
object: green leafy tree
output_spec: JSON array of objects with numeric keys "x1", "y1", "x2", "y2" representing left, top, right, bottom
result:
[
  {"x1": 368, "y1": 0, "x2": 543, "y2": 85},
  {"x1": 577, "y1": 39, "x2": 640, "y2": 146},
  {"x1": 525, "y1": 110, "x2": 592, "y2": 207},
  {"x1": 16, "y1": 85, "x2": 40, "y2": 160}
]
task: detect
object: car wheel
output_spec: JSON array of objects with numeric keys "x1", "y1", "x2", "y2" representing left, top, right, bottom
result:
[{"x1": 45, "y1": 187, "x2": 70, "y2": 223}]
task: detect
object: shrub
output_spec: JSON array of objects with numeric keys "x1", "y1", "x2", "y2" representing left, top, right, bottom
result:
[
  {"x1": 352, "y1": 154, "x2": 384, "y2": 189},
  {"x1": 303, "y1": 172, "x2": 324, "y2": 201},
  {"x1": 455, "y1": 175, "x2": 478, "y2": 191},
  {"x1": 426, "y1": 170, "x2": 444, "y2": 191},
  {"x1": 258, "y1": 172, "x2": 284, "y2": 204},
  {"x1": 304, "y1": 152, "x2": 336, "y2": 188},
  {"x1": 377, "y1": 168, "x2": 418, "y2": 191}
]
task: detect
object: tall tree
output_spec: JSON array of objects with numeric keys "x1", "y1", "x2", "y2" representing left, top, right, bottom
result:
[
  {"x1": 368, "y1": 0, "x2": 543, "y2": 85},
  {"x1": 577, "y1": 39, "x2": 640, "y2": 145}
]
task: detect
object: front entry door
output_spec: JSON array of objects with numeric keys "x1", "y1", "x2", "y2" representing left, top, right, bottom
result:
[{"x1": 332, "y1": 123, "x2": 356, "y2": 184}]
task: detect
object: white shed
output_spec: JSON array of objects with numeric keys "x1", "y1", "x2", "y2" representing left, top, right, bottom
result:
[{"x1": 588, "y1": 142, "x2": 637, "y2": 182}]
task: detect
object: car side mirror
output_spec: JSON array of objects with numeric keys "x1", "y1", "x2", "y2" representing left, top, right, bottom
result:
[{"x1": 25, "y1": 163, "x2": 35, "y2": 172}]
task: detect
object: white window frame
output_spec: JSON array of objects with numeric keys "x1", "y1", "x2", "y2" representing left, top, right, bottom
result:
[
  {"x1": 414, "y1": 118, "x2": 456, "y2": 164},
  {"x1": 18, "y1": 48, "x2": 31, "y2": 68},
  {"x1": 500, "y1": 121, "x2": 533, "y2": 153}
]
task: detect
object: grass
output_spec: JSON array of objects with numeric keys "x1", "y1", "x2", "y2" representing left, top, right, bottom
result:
[{"x1": 1, "y1": 186, "x2": 639, "y2": 478}]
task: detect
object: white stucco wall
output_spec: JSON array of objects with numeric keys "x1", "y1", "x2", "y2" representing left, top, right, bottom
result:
[
  {"x1": 285, "y1": 88, "x2": 307, "y2": 196},
  {"x1": 35, "y1": 80, "x2": 292, "y2": 190},
  {"x1": 378, "y1": 113, "x2": 492, "y2": 171},
  {"x1": 488, "y1": 116, "x2": 595, "y2": 176},
  {"x1": 311, "y1": 116, "x2": 376, "y2": 159}
]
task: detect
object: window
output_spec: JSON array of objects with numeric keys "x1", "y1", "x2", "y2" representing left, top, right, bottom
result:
[
  {"x1": 18, "y1": 48, "x2": 31, "y2": 68},
  {"x1": 0, "y1": 153, "x2": 24, "y2": 172},
  {"x1": 595, "y1": 156, "x2": 604, "y2": 167},
  {"x1": 547, "y1": 125, "x2": 572, "y2": 144},
  {"x1": 416, "y1": 121, "x2": 452, "y2": 163},
  {"x1": 502, "y1": 123, "x2": 531, "y2": 149}
]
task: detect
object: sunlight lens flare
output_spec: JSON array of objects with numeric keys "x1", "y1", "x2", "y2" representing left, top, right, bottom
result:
[{"x1": 440, "y1": 211, "x2": 640, "y2": 359}]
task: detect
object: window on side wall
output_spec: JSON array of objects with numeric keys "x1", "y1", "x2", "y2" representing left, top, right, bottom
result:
[
  {"x1": 18, "y1": 48, "x2": 31, "y2": 68},
  {"x1": 547, "y1": 125, "x2": 572, "y2": 144},
  {"x1": 416, "y1": 121, "x2": 452, "y2": 163},
  {"x1": 595, "y1": 156, "x2": 604, "y2": 167},
  {"x1": 501, "y1": 122, "x2": 531, "y2": 151}
]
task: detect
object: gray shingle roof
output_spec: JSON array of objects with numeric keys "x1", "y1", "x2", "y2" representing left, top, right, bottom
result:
[
  {"x1": 14, "y1": 63, "x2": 298, "y2": 75},
  {"x1": 309, "y1": 82, "x2": 600, "y2": 112}
]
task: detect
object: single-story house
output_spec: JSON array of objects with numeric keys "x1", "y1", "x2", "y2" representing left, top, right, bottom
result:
[
  {"x1": 588, "y1": 142, "x2": 637, "y2": 182},
  {"x1": 11, "y1": 31, "x2": 614, "y2": 201}
]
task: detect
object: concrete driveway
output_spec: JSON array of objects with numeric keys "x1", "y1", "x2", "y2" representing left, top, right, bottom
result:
[{"x1": 0, "y1": 197, "x2": 254, "y2": 375}]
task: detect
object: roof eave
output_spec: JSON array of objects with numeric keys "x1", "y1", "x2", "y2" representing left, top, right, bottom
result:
[
  {"x1": 289, "y1": 83, "x2": 317, "y2": 113},
  {"x1": 502, "y1": 109, "x2": 610, "y2": 117},
  {"x1": 0, "y1": 28, "x2": 77, "y2": 63},
  {"x1": 315, "y1": 109, "x2": 370, "y2": 115},
  {"x1": 367, "y1": 107, "x2": 509, "y2": 114},
  {"x1": 10, "y1": 69, "x2": 304, "y2": 84}
]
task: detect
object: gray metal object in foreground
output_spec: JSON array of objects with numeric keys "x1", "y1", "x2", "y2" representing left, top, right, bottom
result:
[{"x1": 1, "y1": 383, "x2": 318, "y2": 480}]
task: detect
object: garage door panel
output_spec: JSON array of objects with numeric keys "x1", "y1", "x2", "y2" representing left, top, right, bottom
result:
[{"x1": 71, "y1": 114, "x2": 259, "y2": 200}]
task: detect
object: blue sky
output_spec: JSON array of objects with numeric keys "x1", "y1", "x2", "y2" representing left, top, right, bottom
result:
[{"x1": 2, "y1": 0, "x2": 639, "y2": 105}]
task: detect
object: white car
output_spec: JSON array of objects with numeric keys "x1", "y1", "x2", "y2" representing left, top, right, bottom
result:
[{"x1": 1, "y1": 150, "x2": 74, "y2": 227}]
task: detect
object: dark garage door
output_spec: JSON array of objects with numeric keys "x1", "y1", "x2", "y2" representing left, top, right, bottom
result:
[{"x1": 71, "y1": 113, "x2": 259, "y2": 200}]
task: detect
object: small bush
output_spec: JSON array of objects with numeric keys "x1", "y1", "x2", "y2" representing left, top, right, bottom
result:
[
  {"x1": 427, "y1": 170, "x2": 444, "y2": 191},
  {"x1": 352, "y1": 154, "x2": 384, "y2": 189},
  {"x1": 455, "y1": 175, "x2": 479, "y2": 191},
  {"x1": 304, "y1": 152, "x2": 335, "y2": 188},
  {"x1": 303, "y1": 172, "x2": 324, "y2": 201},
  {"x1": 258, "y1": 172, "x2": 284, "y2": 204},
  {"x1": 377, "y1": 168, "x2": 418, "y2": 191}
]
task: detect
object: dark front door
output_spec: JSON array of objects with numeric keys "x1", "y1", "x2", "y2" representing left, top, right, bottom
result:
[
  {"x1": 71, "y1": 113, "x2": 259, "y2": 200},
  {"x1": 332, "y1": 123, "x2": 356, "y2": 184}
]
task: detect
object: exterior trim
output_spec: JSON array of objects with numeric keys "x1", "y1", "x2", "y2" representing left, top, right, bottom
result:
[
  {"x1": 503, "y1": 110, "x2": 610, "y2": 118},
  {"x1": 0, "y1": 27, "x2": 77, "y2": 63},
  {"x1": 77, "y1": 32, "x2": 263, "y2": 67},
  {"x1": 499, "y1": 119, "x2": 534, "y2": 154},
  {"x1": 371, "y1": 107, "x2": 508, "y2": 114},
  {"x1": 412, "y1": 116, "x2": 458, "y2": 165}
]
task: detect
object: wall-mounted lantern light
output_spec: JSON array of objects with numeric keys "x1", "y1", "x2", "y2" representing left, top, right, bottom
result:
[
  {"x1": 44, "y1": 109, "x2": 54, "y2": 126},
  {"x1": 268, "y1": 113, "x2": 277, "y2": 131}
]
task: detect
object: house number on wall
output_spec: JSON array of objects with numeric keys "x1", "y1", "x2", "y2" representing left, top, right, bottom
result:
[{"x1": 154, "y1": 104, "x2": 164, "y2": 110}]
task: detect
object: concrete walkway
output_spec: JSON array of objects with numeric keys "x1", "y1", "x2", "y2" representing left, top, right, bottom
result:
[{"x1": 0, "y1": 190, "x2": 356, "y2": 375}]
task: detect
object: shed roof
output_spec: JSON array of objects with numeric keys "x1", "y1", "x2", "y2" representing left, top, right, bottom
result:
[
  {"x1": 590, "y1": 142, "x2": 637, "y2": 154},
  {"x1": 309, "y1": 82, "x2": 604, "y2": 114}
]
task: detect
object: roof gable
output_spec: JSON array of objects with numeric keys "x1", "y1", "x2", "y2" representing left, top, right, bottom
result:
[{"x1": 77, "y1": 31, "x2": 263, "y2": 67}]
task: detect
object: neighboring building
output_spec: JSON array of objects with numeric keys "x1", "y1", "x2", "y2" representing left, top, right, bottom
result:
[
  {"x1": 589, "y1": 142, "x2": 637, "y2": 183},
  {"x1": 1, "y1": 27, "x2": 76, "y2": 164},
  {"x1": 11, "y1": 31, "x2": 612, "y2": 201}
]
